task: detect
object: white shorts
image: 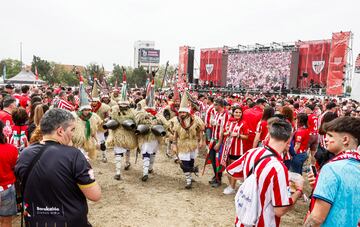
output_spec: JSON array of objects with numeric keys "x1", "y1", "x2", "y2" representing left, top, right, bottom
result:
[
  {"x1": 141, "y1": 140, "x2": 159, "y2": 155},
  {"x1": 178, "y1": 149, "x2": 198, "y2": 161},
  {"x1": 96, "y1": 132, "x2": 105, "y2": 143},
  {"x1": 114, "y1": 146, "x2": 127, "y2": 155}
]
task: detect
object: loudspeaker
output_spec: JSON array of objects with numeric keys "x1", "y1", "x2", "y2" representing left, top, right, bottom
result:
[
  {"x1": 187, "y1": 49, "x2": 194, "y2": 83},
  {"x1": 302, "y1": 72, "x2": 308, "y2": 78}
]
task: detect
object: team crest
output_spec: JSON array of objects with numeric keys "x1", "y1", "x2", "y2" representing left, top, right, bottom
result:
[
  {"x1": 206, "y1": 64, "x2": 214, "y2": 75},
  {"x1": 312, "y1": 61, "x2": 325, "y2": 74}
]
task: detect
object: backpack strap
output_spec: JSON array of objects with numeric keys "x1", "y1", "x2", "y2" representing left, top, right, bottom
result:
[
  {"x1": 21, "y1": 143, "x2": 48, "y2": 193},
  {"x1": 248, "y1": 153, "x2": 276, "y2": 176}
]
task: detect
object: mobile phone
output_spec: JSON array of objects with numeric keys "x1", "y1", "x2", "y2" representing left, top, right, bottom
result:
[{"x1": 311, "y1": 165, "x2": 317, "y2": 177}]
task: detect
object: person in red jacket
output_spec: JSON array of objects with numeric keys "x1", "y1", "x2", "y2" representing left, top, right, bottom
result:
[
  {"x1": 0, "y1": 121, "x2": 18, "y2": 227},
  {"x1": 19, "y1": 85, "x2": 31, "y2": 109},
  {"x1": 242, "y1": 98, "x2": 266, "y2": 152}
]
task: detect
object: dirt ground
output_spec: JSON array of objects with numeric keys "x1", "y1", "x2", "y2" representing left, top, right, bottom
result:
[{"x1": 14, "y1": 148, "x2": 309, "y2": 227}]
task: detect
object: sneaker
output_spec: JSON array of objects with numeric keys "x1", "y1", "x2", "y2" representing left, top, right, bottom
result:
[
  {"x1": 208, "y1": 177, "x2": 216, "y2": 184},
  {"x1": 141, "y1": 175, "x2": 149, "y2": 182},
  {"x1": 124, "y1": 162, "x2": 131, "y2": 170},
  {"x1": 114, "y1": 174, "x2": 121, "y2": 181},
  {"x1": 211, "y1": 181, "x2": 221, "y2": 188},
  {"x1": 223, "y1": 186, "x2": 235, "y2": 195},
  {"x1": 148, "y1": 169, "x2": 154, "y2": 174},
  {"x1": 185, "y1": 182, "x2": 192, "y2": 189}
]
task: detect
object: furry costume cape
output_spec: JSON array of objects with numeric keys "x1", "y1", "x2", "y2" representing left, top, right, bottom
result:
[
  {"x1": 71, "y1": 112, "x2": 102, "y2": 159},
  {"x1": 111, "y1": 94, "x2": 121, "y2": 103},
  {"x1": 134, "y1": 109, "x2": 169, "y2": 148},
  {"x1": 173, "y1": 115, "x2": 205, "y2": 154},
  {"x1": 95, "y1": 103, "x2": 111, "y2": 133},
  {"x1": 95, "y1": 103, "x2": 111, "y2": 120},
  {"x1": 106, "y1": 106, "x2": 138, "y2": 150},
  {"x1": 106, "y1": 99, "x2": 117, "y2": 107}
]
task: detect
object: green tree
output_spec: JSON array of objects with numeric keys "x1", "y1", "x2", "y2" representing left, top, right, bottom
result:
[
  {"x1": 154, "y1": 63, "x2": 176, "y2": 89},
  {"x1": 0, "y1": 58, "x2": 22, "y2": 79},
  {"x1": 49, "y1": 64, "x2": 79, "y2": 86},
  {"x1": 61, "y1": 71, "x2": 79, "y2": 86},
  {"x1": 31, "y1": 55, "x2": 52, "y2": 81},
  {"x1": 109, "y1": 64, "x2": 123, "y2": 85},
  {"x1": 86, "y1": 63, "x2": 105, "y2": 84},
  {"x1": 127, "y1": 67, "x2": 147, "y2": 88}
]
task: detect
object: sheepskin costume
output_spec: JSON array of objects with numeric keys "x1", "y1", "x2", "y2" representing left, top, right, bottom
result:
[
  {"x1": 71, "y1": 81, "x2": 102, "y2": 160},
  {"x1": 172, "y1": 91, "x2": 205, "y2": 189}
]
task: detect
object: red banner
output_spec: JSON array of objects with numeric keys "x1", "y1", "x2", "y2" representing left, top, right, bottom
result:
[
  {"x1": 178, "y1": 46, "x2": 189, "y2": 90},
  {"x1": 200, "y1": 48, "x2": 223, "y2": 86},
  {"x1": 326, "y1": 32, "x2": 351, "y2": 96},
  {"x1": 296, "y1": 40, "x2": 331, "y2": 89}
]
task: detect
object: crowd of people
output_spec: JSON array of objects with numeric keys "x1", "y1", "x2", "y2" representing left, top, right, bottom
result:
[
  {"x1": 227, "y1": 51, "x2": 292, "y2": 91},
  {"x1": 0, "y1": 75, "x2": 360, "y2": 226}
]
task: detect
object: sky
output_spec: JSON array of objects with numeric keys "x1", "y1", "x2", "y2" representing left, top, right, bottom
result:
[{"x1": 1, "y1": 0, "x2": 359, "y2": 72}]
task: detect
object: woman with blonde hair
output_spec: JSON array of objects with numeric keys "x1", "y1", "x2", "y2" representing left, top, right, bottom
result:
[{"x1": 29, "y1": 104, "x2": 48, "y2": 144}]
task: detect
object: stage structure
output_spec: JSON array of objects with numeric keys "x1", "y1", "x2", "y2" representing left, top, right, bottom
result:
[
  {"x1": 226, "y1": 42, "x2": 298, "y2": 92},
  {"x1": 326, "y1": 31, "x2": 353, "y2": 96},
  {"x1": 177, "y1": 46, "x2": 195, "y2": 90},
  {"x1": 296, "y1": 40, "x2": 331, "y2": 91},
  {"x1": 199, "y1": 48, "x2": 226, "y2": 87}
]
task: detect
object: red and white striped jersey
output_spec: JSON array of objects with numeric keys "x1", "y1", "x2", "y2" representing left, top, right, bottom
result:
[
  {"x1": 57, "y1": 99, "x2": 74, "y2": 111},
  {"x1": 227, "y1": 146, "x2": 293, "y2": 227},
  {"x1": 197, "y1": 100, "x2": 206, "y2": 119},
  {"x1": 205, "y1": 104, "x2": 215, "y2": 128},
  {"x1": 224, "y1": 120, "x2": 249, "y2": 156},
  {"x1": 256, "y1": 120, "x2": 268, "y2": 142},
  {"x1": 211, "y1": 110, "x2": 229, "y2": 141}
]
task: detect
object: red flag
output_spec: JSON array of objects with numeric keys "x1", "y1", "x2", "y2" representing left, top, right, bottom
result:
[
  {"x1": 35, "y1": 66, "x2": 39, "y2": 80},
  {"x1": 79, "y1": 73, "x2": 84, "y2": 84},
  {"x1": 122, "y1": 70, "x2": 127, "y2": 83}
]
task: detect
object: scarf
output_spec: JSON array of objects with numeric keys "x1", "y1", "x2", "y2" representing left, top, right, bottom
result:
[
  {"x1": 91, "y1": 102, "x2": 102, "y2": 113},
  {"x1": 221, "y1": 120, "x2": 244, "y2": 167},
  {"x1": 170, "y1": 103, "x2": 179, "y2": 116},
  {"x1": 330, "y1": 150, "x2": 360, "y2": 162},
  {"x1": 78, "y1": 111, "x2": 92, "y2": 139},
  {"x1": 177, "y1": 115, "x2": 194, "y2": 130},
  {"x1": 145, "y1": 108, "x2": 157, "y2": 116}
]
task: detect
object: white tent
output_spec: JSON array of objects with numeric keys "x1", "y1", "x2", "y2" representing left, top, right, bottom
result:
[{"x1": 5, "y1": 69, "x2": 45, "y2": 85}]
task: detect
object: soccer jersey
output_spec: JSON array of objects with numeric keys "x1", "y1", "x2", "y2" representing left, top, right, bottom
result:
[{"x1": 227, "y1": 146, "x2": 292, "y2": 227}]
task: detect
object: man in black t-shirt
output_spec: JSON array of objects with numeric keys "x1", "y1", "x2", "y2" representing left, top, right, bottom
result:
[{"x1": 15, "y1": 109, "x2": 101, "y2": 227}]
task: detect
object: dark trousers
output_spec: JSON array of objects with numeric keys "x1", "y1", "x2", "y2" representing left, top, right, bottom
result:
[{"x1": 290, "y1": 152, "x2": 308, "y2": 174}]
